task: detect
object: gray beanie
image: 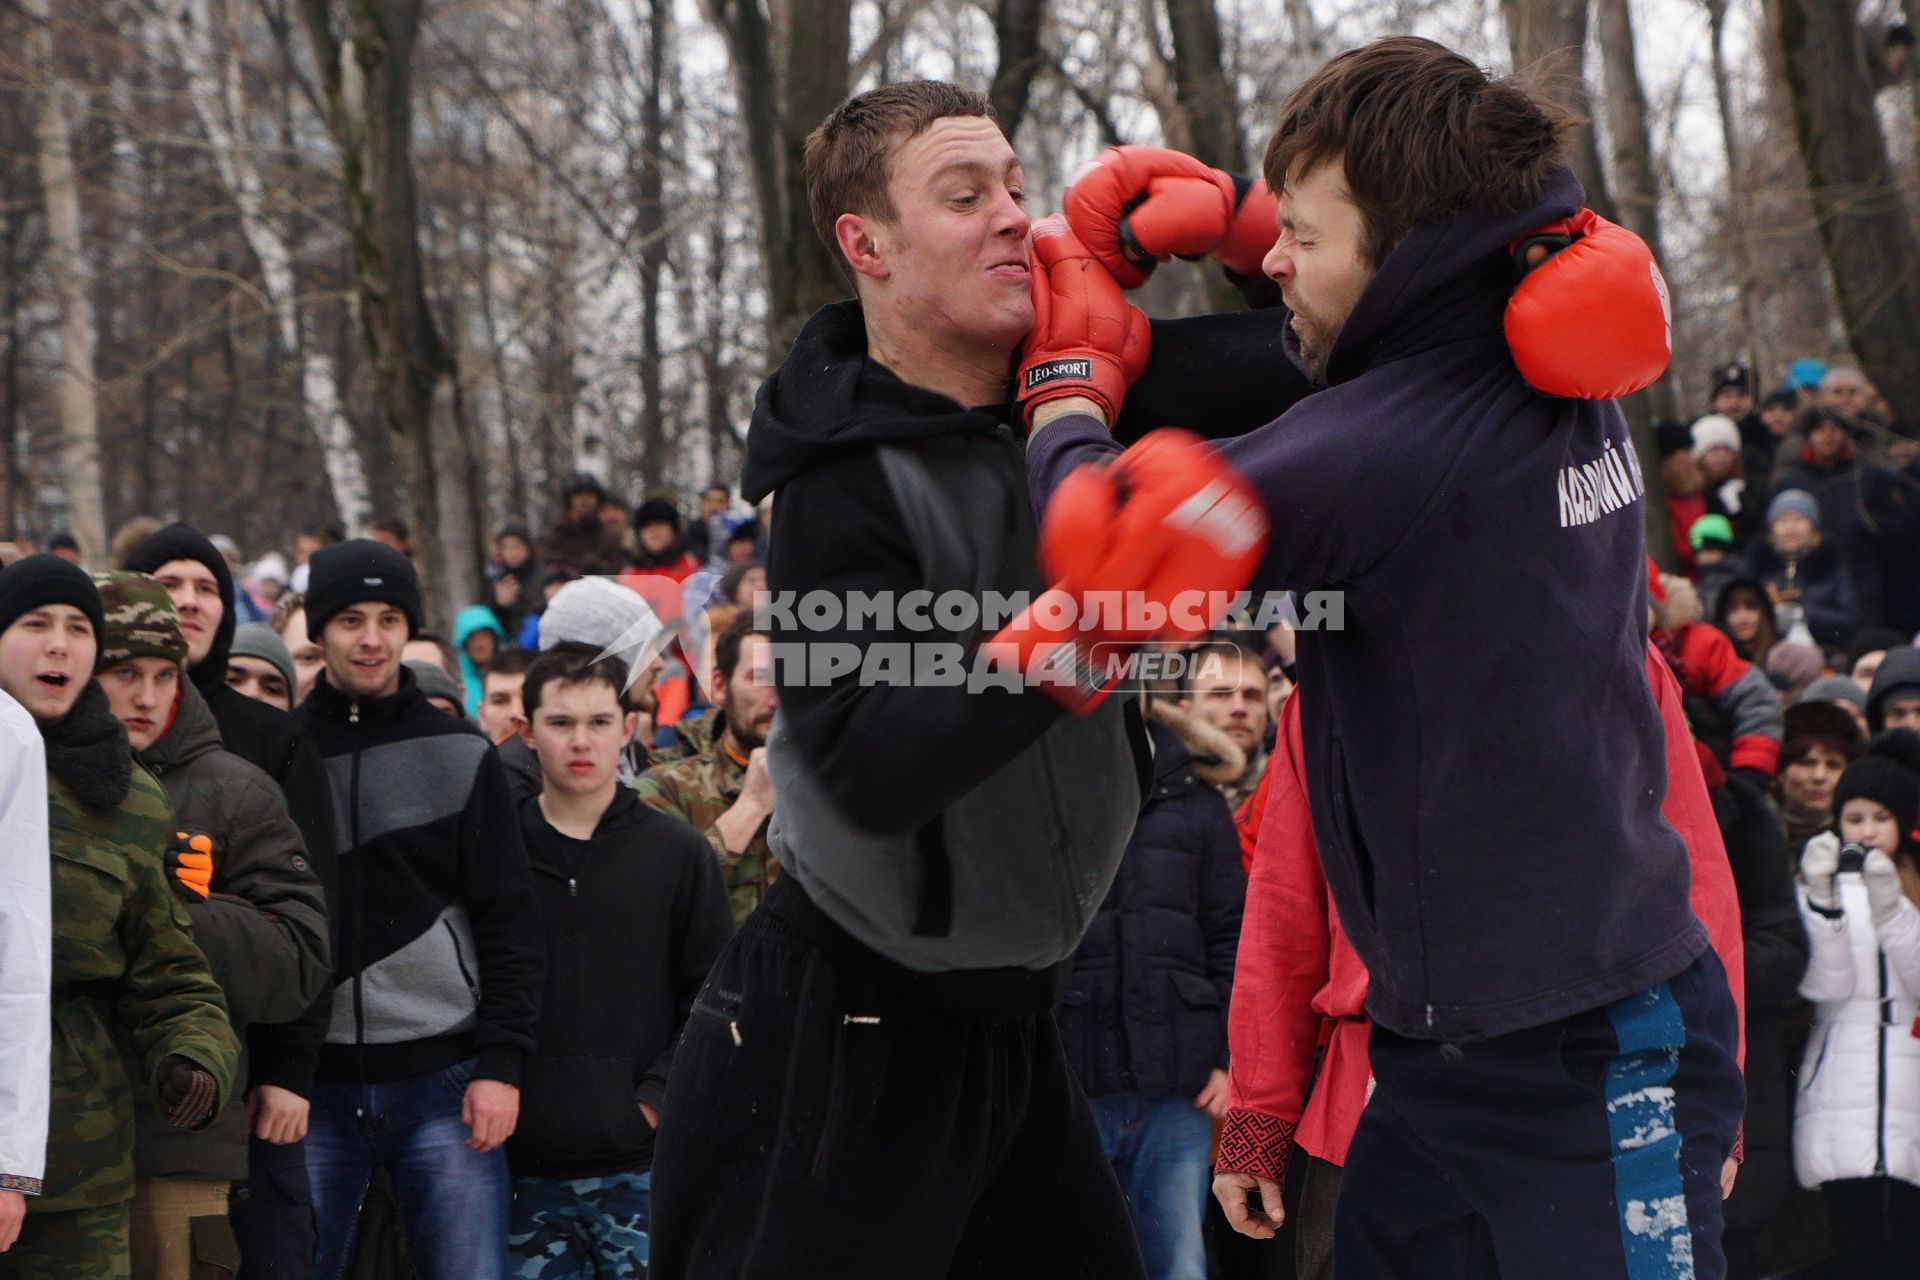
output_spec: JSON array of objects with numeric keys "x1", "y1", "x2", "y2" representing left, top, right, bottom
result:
[
  {"x1": 538, "y1": 578, "x2": 662, "y2": 664},
  {"x1": 229, "y1": 622, "x2": 296, "y2": 698},
  {"x1": 1800, "y1": 674, "x2": 1867, "y2": 710},
  {"x1": 1766, "y1": 489, "x2": 1820, "y2": 529},
  {"x1": 405, "y1": 659, "x2": 468, "y2": 716}
]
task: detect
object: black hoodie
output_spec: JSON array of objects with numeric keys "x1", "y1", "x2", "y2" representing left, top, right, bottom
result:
[
  {"x1": 742, "y1": 300, "x2": 1067, "y2": 833},
  {"x1": 510, "y1": 788, "x2": 731, "y2": 1178},
  {"x1": 743, "y1": 301, "x2": 1147, "y2": 993}
]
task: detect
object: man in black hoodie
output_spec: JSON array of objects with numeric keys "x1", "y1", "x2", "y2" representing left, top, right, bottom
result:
[
  {"x1": 508, "y1": 644, "x2": 730, "y2": 1278},
  {"x1": 1040, "y1": 36, "x2": 1744, "y2": 1280},
  {"x1": 122, "y1": 523, "x2": 339, "y2": 1277},
  {"x1": 647, "y1": 80, "x2": 1243, "y2": 1280}
]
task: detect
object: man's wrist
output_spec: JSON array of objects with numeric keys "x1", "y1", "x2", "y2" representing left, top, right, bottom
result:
[
  {"x1": 1029, "y1": 396, "x2": 1109, "y2": 438},
  {"x1": 716, "y1": 799, "x2": 771, "y2": 854}
]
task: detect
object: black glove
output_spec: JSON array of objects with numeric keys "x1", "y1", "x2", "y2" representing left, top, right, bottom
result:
[{"x1": 158, "y1": 1055, "x2": 218, "y2": 1129}]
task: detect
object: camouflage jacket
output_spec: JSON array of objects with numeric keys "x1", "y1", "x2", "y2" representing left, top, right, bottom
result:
[
  {"x1": 634, "y1": 718, "x2": 776, "y2": 925},
  {"x1": 44, "y1": 765, "x2": 238, "y2": 1212},
  {"x1": 647, "y1": 706, "x2": 719, "y2": 768}
]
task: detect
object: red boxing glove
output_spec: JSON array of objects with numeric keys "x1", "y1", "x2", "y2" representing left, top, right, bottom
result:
[
  {"x1": 1064, "y1": 145, "x2": 1279, "y2": 287},
  {"x1": 983, "y1": 430, "x2": 1268, "y2": 713},
  {"x1": 1017, "y1": 216, "x2": 1151, "y2": 431},
  {"x1": 1505, "y1": 209, "x2": 1672, "y2": 399}
]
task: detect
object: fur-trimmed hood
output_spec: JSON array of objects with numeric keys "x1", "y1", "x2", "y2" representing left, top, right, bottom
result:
[{"x1": 1147, "y1": 698, "x2": 1246, "y2": 788}]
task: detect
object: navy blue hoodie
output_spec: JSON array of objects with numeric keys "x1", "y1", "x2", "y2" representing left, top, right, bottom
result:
[{"x1": 1028, "y1": 167, "x2": 1705, "y2": 1041}]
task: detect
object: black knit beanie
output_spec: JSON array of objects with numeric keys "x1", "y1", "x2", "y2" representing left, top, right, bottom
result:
[
  {"x1": 0, "y1": 554, "x2": 106, "y2": 662},
  {"x1": 305, "y1": 539, "x2": 422, "y2": 639},
  {"x1": 1833, "y1": 729, "x2": 1920, "y2": 856},
  {"x1": 122, "y1": 521, "x2": 236, "y2": 694}
]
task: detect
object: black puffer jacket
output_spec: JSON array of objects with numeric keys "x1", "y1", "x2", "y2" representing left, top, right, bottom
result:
[
  {"x1": 1713, "y1": 772, "x2": 1824, "y2": 1276},
  {"x1": 1057, "y1": 718, "x2": 1244, "y2": 1099},
  {"x1": 133, "y1": 681, "x2": 331, "y2": 1180}
]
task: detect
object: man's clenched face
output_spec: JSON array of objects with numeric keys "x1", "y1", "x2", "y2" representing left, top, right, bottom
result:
[
  {"x1": 1265, "y1": 160, "x2": 1374, "y2": 385},
  {"x1": 845, "y1": 116, "x2": 1033, "y2": 359}
]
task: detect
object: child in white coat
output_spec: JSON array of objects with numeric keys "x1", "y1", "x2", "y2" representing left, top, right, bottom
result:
[{"x1": 1794, "y1": 728, "x2": 1920, "y2": 1279}]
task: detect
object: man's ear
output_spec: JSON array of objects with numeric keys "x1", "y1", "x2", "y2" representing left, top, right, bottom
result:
[
  {"x1": 514, "y1": 713, "x2": 533, "y2": 747},
  {"x1": 835, "y1": 212, "x2": 888, "y2": 282},
  {"x1": 622, "y1": 710, "x2": 639, "y2": 744}
]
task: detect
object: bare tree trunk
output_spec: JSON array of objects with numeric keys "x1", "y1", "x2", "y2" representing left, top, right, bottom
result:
[
  {"x1": 1160, "y1": 0, "x2": 1247, "y2": 313},
  {"x1": 162, "y1": 0, "x2": 372, "y2": 533},
  {"x1": 1704, "y1": 0, "x2": 1765, "y2": 382},
  {"x1": 990, "y1": 0, "x2": 1046, "y2": 142},
  {"x1": 1162, "y1": 0, "x2": 1242, "y2": 169},
  {"x1": 635, "y1": 0, "x2": 669, "y2": 494},
  {"x1": 295, "y1": 0, "x2": 479, "y2": 627},
  {"x1": 22, "y1": 0, "x2": 106, "y2": 562},
  {"x1": 1497, "y1": 0, "x2": 1617, "y2": 222},
  {"x1": 702, "y1": 0, "x2": 851, "y2": 357},
  {"x1": 1773, "y1": 0, "x2": 1920, "y2": 429},
  {"x1": 1592, "y1": 0, "x2": 1676, "y2": 420}
]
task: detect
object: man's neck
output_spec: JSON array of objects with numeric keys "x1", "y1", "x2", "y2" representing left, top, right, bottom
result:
[
  {"x1": 719, "y1": 725, "x2": 750, "y2": 768},
  {"x1": 865, "y1": 309, "x2": 1012, "y2": 409},
  {"x1": 539, "y1": 782, "x2": 616, "y2": 840}
]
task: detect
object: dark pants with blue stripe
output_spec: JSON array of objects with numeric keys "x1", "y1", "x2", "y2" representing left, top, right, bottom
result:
[{"x1": 1334, "y1": 948, "x2": 1744, "y2": 1279}]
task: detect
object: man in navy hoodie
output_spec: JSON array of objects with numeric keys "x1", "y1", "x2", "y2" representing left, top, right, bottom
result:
[{"x1": 1038, "y1": 36, "x2": 1745, "y2": 1280}]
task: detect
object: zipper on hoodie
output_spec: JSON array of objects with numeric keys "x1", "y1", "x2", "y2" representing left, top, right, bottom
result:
[
  {"x1": 349, "y1": 725, "x2": 367, "y2": 1117},
  {"x1": 444, "y1": 919, "x2": 481, "y2": 1000}
]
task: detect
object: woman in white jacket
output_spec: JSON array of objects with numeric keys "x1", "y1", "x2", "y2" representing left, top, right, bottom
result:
[
  {"x1": 1794, "y1": 729, "x2": 1920, "y2": 1278},
  {"x1": 0, "y1": 686, "x2": 51, "y2": 1253}
]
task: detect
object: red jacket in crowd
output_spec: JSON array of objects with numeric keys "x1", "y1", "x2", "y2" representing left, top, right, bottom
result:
[{"x1": 1215, "y1": 643, "x2": 1748, "y2": 1183}]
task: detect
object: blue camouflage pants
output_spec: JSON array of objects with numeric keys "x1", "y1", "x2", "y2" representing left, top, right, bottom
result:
[{"x1": 509, "y1": 1170, "x2": 650, "y2": 1279}]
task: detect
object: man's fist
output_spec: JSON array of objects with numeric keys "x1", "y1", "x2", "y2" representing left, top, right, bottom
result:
[
  {"x1": 1506, "y1": 209, "x2": 1672, "y2": 399},
  {"x1": 159, "y1": 1054, "x2": 219, "y2": 1129},
  {"x1": 1064, "y1": 145, "x2": 1278, "y2": 286},
  {"x1": 983, "y1": 430, "x2": 1267, "y2": 713},
  {"x1": 167, "y1": 832, "x2": 214, "y2": 901},
  {"x1": 1016, "y1": 216, "x2": 1150, "y2": 431},
  {"x1": 463, "y1": 1078, "x2": 520, "y2": 1153}
]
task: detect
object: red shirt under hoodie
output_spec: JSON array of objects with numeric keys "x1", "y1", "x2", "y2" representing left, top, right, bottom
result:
[{"x1": 1216, "y1": 642, "x2": 1748, "y2": 1182}]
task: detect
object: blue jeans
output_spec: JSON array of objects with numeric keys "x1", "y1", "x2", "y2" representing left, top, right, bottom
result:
[
  {"x1": 305, "y1": 1059, "x2": 513, "y2": 1280},
  {"x1": 1086, "y1": 1092, "x2": 1214, "y2": 1280},
  {"x1": 509, "y1": 1170, "x2": 650, "y2": 1278}
]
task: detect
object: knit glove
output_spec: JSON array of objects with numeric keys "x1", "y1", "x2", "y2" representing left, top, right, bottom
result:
[
  {"x1": 1864, "y1": 850, "x2": 1905, "y2": 932},
  {"x1": 1801, "y1": 832, "x2": 1842, "y2": 917},
  {"x1": 158, "y1": 1055, "x2": 219, "y2": 1129},
  {"x1": 166, "y1": 832, "x2": 214, "y2": 902}
]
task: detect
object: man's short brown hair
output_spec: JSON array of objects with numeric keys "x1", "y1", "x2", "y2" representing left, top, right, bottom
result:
[
  {"x1": 805, "y1": 81, "x2": 996, "y2": 281},
  {"x1": 1264, "y1": 37, "x2": 1576, "y2": 269}
]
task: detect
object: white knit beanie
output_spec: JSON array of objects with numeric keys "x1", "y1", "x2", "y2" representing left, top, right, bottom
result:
[
  {"x1": 538, "y1": 577, "x2": 663, "y2": 666},
  {"x1": 1689, "y1": 414, "x2": 1742, "y2": 460}
]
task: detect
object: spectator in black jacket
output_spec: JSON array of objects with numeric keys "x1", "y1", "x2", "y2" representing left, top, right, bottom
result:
[
  {"x1": 123, "y1": 522, "x2": 340, "y2": 1280},
  {"x1": 1682, "y1": 687, "x2": 1820, "y2": 1276},
  {"x1": 1058, "y1": 700, "x2": 1244, "y2": 1280},
  {"x1": 507, "y1": 644, "x2": 731, "y2": 1278},
  {"x1": 1772, "y1": 405, "x2": 1915, "y2": 624},
  {"x1": 1744, "y1": 490, "x2": 1860, "y2": 646},
  {"x1": 293, "y1": 540, "x2": 544, "y2": 1280}
]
